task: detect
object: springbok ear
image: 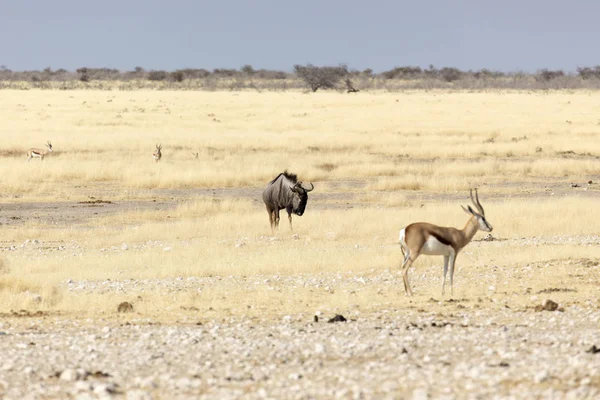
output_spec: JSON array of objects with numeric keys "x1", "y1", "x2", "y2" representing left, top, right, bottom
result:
[{"x1": 461, "y1": 205, "x2": 473, "y2": 215}]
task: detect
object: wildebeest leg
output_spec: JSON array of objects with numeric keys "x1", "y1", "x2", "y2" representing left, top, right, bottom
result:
[
  {"x1": 288, "y1": 212, "x2": 293, "y2": 232},
  {"x1": 266, "y1": 205, "x2": 275, "y2": 233},
  {"x1": 274, "y1": 209, "x2": 280, "y2": 230}
]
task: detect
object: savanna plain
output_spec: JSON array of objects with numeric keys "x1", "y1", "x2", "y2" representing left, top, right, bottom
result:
[{"x1": 0, "y1": 90, "x2": 599, "y2": 399}]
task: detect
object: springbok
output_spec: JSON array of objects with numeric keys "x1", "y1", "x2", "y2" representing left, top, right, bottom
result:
[
  {"x1": 27, "y1": 141, "x2": 53, "y2": 161},
  {"x1": 153, "y1": 144, "x2": 162, "y2": 163},
  {"x1": 398, "y1": 189, "x2": 493, "y2": 296}
]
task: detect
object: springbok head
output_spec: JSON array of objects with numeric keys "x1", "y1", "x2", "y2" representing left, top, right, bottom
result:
[{"x1": 461, "y1": 189, "x2": 493, "y2": 232}]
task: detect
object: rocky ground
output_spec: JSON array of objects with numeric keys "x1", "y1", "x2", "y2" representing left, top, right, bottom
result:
[{"x1": 0, "y1": 304, "x2": 599, "y2": 399}]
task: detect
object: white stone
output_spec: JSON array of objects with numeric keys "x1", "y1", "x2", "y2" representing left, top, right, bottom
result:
[{"x1": 60, "y1": 368, "x2": 78, "y2": 382}]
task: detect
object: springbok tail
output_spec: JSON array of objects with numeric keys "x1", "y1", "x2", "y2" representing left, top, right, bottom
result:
[{"x1": 399, "y1": 227, "x2": 408, "y2": 258}]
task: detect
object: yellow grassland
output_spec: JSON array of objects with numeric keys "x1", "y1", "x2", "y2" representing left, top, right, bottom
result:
[{"x1": 0, "y1": 90, "x2": 599, "y2": 318}]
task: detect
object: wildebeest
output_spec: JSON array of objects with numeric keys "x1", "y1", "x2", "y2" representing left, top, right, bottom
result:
[{"x1": 262, "y1": 171, "x2": 314, "y2": 233}]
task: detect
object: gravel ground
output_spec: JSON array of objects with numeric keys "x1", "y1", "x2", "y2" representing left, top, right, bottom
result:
[{"x1": 0, "y1": 305, "x2": 599, "y2": 399}]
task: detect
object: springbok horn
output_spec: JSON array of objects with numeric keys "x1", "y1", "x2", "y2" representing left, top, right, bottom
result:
[{"x1": 470, "y1": 189, "x2": 485, "y2": 215}]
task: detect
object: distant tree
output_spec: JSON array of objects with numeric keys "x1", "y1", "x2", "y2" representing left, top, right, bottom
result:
[
  {"x1": 241, "y1": 65, "x2": 255, "y2": 75},
  {"x1": 76, "y1": 67, "x2": 90, "y2": 82},
  {"x1": 293, "y1": 64, "x2": 348, "y2": 92}
]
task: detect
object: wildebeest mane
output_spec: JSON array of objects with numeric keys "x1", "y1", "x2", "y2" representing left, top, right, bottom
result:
[{"x1": 269, "y1": 170, "x2": 298, "y2": 185}]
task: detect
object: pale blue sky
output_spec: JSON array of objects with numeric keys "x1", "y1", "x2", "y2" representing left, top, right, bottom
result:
[{"x1": 1, "y1": 0, "x2": 598, "y2": 72}]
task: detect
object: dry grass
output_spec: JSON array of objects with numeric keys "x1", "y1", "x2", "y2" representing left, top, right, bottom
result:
[
  {"x1": 0, "y1": 90, "x2": 599, "y2": 318},
  {"x1": 1, "y1": 90, "x2": 600, "y2": 198}
]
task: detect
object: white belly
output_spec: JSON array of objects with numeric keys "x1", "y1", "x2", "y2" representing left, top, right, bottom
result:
[{"x1": 421, "y1": 236, "x2": 453, "y2": 256}]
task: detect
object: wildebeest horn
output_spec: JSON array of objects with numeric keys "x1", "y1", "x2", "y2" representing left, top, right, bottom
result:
[{"x1": 301, "y1": 182, "x2": 314, "y2": 192}]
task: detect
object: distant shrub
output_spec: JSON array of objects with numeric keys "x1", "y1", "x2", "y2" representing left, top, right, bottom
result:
[
  {"x1": 148, "y1": 70, "x2": 168, "y2": 81},
  {"x1": 381, "y1": 66, "x2": 422, "y2": 79},
  {"x1": 213, "y1": 68, "x2": 238, "y2": 77},
  {"x1": 439, "y1": 67, "x2": 463, "y2": 82},
  {"x1": 577, "y1": 66, "x2": 600, "y2": 80},
  {"x1": 254, "y1": 69, "x2": 288, "y2": 79},
  {"x1": 176, "y1": 68, "x2": 210, "y2": 79},
  {"x1": 536, "y1": 69, "x2": 565, "y2": 82},
  {"x1": 473, "y1": 69, "x2": 505, "y2": 79},
  {"x1": 170, "y1": 70, "x2": 184, "y2": 82}
]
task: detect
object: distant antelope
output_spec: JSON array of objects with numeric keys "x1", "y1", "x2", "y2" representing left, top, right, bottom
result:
[
  {"x1": 27, "y1": 141, "x2": 53, "y2": 161},
  {"x1": 398, "y1": 189, "x2": 493, "y2": 296},
  {"x1": 153, "y1": 144, "x2": 162, "y2": 162}
]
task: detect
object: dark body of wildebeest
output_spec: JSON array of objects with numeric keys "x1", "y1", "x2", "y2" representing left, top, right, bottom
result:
[{"x1": 262, "y1": 171, "x2": 314, "y2": 232}]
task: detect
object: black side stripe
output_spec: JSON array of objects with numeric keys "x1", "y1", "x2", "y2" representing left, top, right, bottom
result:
[{"x1": 430, "y1": 232, "x2": 452, "y2": 246}]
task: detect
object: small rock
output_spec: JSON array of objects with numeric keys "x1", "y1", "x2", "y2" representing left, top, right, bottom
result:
[
  {"x1": 535, "y1": 299, "x2": 559, "y2": 312},
  {"x1": 117, "y1": 302, "x2": 134, "y2": 313},
  {"x1": 586, "y1": 345, "x2": 600, "y2": 354},
  {"x1": 163, "y1": 247, "x2": 172, "y2": 252},
  {"x1": 121, "y1": 244, "x2": 128, "y2": 251},
  {"x1": 328, "y1": 314, "x2": 347, "y2": 323}
]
